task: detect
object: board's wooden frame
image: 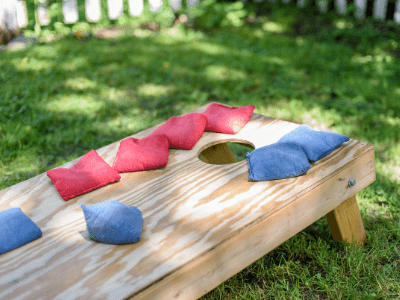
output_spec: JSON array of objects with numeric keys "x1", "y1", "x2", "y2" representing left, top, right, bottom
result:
[{"x1": 132, "y1": 143, "x2": 374, "y2": 299}]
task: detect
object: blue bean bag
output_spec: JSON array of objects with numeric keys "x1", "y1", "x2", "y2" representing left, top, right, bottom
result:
[
  {"x1": 278, "y1": 125, "x2": 350, "y2": 162},
  {"x1": 246, "y1": 142, "x2": 311, "y2": 181},
  {"x1": 0, "y1": 207, "x2": 42, "y2": 255},
  {"x1": 81, "y1": 200, "x2": 143, "y2": 245}
]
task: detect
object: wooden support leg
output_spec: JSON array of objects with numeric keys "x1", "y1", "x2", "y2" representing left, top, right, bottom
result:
[
  {"x1": 199, "y1": 143, "x2": 237, "y2": 165},
  {"x1": 326, "y1": 195, "x2": 367, "y2": 246}
]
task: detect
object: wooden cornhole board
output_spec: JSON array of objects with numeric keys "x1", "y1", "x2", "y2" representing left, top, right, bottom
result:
[{"x1": 0, "y1": 103, "x2": 376, "y2": 299}]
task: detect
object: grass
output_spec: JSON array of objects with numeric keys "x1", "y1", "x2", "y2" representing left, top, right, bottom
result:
[{"x1": 1, "y1": 4, "x2": 400, "y2": 298}]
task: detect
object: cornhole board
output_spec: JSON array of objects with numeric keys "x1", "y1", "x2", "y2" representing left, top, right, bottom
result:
[{"x1": 0, "y1": 103, "x2": 376, "y2": 300}]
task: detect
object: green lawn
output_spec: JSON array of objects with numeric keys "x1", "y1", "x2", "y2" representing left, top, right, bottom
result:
[{"x1": 1, "y1": 5, "x2": 400, "y2": 299}]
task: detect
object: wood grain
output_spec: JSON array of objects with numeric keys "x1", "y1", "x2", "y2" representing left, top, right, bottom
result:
[
  {"x1": 0, "y1": 103, "x2": 376, "y2": 300},
  {"x1": 131, "y1": 147, "x2": 375, "y2": 300},
  {"x1": 326, "y1": 194, "x2": 367, "y2": 246}
]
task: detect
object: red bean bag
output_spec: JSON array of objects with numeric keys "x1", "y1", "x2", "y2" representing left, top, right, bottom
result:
[
  {"x1": 203, "y1": 103, "x2": 255, "y2": 134},
  {"x1": 112, "y1": 134, "x2": 169, "y2": 173},
  {"x1": 150, "y1": 113, "x2": 207, "y2": 150},
  {"x1": 47, "y1": 150, "x2": 121, "y2": 201}
]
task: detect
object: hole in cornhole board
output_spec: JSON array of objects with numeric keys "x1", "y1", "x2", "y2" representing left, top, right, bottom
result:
[{"x1": 198, "y1": 141, "x2": 255, "y2": 165}]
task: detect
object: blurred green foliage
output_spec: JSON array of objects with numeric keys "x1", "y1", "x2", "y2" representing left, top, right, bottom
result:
[
  {"x1": 19, "y1": 0, "x2": 400, "y2": 37},
  {"x1": 23, "y1": 0, "x2": 177, "y2": 39},
  {"x1": 190, "y1": 0, "x2": 248, "y2": 29}
]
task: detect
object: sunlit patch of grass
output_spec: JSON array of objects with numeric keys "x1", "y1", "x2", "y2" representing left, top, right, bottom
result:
[
  {"x1": 334, "y1": 19, "x2": 354, "y2": 30},
  {"x1": 262, "y1": 21, "x2": 285, "y2": 33},
  {"x1": 32, "y1": 45, "x2": 60, "y2": 58},
  {"x1": 205, "y1": 65, "x2": 247, "y2": 80},
  {"x1": 105, "y1": 116, "x2": 149, "y2": 132},
  {"x1": 60, "y1": 56, "x2": 88, "y2": 71},
  {"x1": 101, "y1": 62, "x2": 122, "y2": 74},
  {"x1": 45, "y1": 95, "x2": 104, "y2": 114},
  {"x1": 0, "y1": 151, "x2": 44, "y2": 190},
  {"x1": 262, "y1": 56, "x2": 286, "y2": 65},
  {"x1": 138, "y1": 83, "x2": 175, "y2": 97},
  {"x1": 11, "y1": 57, "x2": 55, "y2": 71},
  {"x1": 193, "y1": 42, "x2": 230, "y2": 55},
  {"x1": 351, "y1": 54, "x2": 374, "y2": 65},
  {"x1": 65, "y1": 77, "x2": 98, "y2": 91},
  {"x1": 133, "y1": 28, "x2": 158, "y2": 38}
]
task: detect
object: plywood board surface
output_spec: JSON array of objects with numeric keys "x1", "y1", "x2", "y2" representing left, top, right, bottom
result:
[{"x1": 0, "y1": 104, "x2": 375, "y2": 300}]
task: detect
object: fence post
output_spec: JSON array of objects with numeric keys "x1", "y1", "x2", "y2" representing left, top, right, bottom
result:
[
  {"x1": 373, "y1": 0, "x2": 388, "y2": 20},
  {"x1": 129, "y1": 0, "x2": 144, "y2": 16},
  {"x1": 317, "y1": 0, "x2": 329, "y2": 13},
  {"x1": 297, "y1": 0, "x2": 307, "y2": 8},
  {"x1": 149, "y1": 0, "x2": 163, "y2": 12},
  {"x1": 335, "y1": 0, "x2": 347, "y2": 15},
  {"x1": 0, "y1": 0, "x2": 20, "y2": 44},
  {"x1": 62, "y1": 0, "x2": 79, "y2": 23},
  {"x1": 86, "y1": 0, "x2": 101, "y2": 22},
  {"x1": 188, "y1": 0, "x2": 200, "y2": 8},
  {"x1": 16, "y1": 0, "x2": 28, "y2": 28},
  {"x1": 396, "y1": 0, "x2": 400, "y2": 23},
  {"x1": 108, "y1": 0, "x2": 123, "y2": 20},
  {"x1": 170, "y1": 0, "x2": 182, "y2": 12},
  {"x1": 355, "y1": 0, "x2": 367, "y2": 19},
  {"x1": 38, "y1": 0, "x2": 50, "y2": 25}
]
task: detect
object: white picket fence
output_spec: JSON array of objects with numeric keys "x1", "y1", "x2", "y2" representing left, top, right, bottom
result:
[
  {"x1": 0, "y1": 0, "x2": 200, "y2": 29},
  {"x1": 1, "y1": 0, "x2": 400, "y2": 38}
]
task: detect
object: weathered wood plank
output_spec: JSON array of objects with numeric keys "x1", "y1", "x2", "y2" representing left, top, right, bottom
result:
[
  {"x1": 0, "y1": 103, "x2": 375, "y2": 300},
  {"x1": 373, "y1": 0, "x2": 388, "y2": 20},
  {"x1": 62, "y1": 0, "x2": 79, "y2": 23},
  {"x1": 129, "y1": 0, "x2": 143, "y2": 16},
  {"x1": 326, "y1": 194, "x2": 367, "y2": 245},
  {"x1": 108, "y1": 0, "x2": 123, "y2": 20},
  {"x1": 85, "y1": 0, "x2": 101, "y2": 22}
]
